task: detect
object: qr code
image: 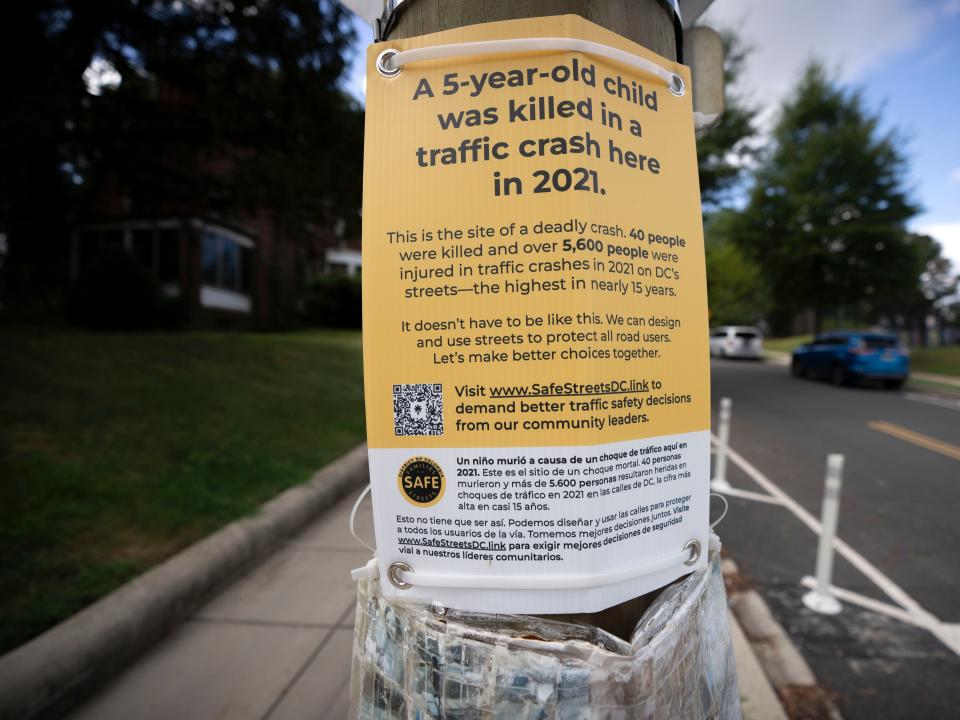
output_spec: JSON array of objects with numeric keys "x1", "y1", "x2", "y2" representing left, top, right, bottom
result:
[{"x1": 393, "y1": 384, "x2": 443, "y2": 436}]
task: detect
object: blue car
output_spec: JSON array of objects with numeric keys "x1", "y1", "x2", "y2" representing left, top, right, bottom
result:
[{"x1": 791, "y1": 331, "x2": 909, "y2": 389}]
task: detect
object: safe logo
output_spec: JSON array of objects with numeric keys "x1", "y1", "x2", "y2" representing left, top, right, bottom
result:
[{"x1": 397, "y1": 456, "x2": 445, "y2": 507}]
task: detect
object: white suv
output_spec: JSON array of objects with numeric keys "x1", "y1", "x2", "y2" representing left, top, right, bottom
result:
[{"x1": 709, "y1": 326, "x2": 764, "y2": 359}]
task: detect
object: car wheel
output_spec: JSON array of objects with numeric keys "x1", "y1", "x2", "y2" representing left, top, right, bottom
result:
[
  {"x1": 831, "y1": 364, "x2": 848, "y2": 386},
  {"x1": 791, "y1": 359, "x2": 805, "y2": 378},
  {"x1": 884, "y1": 379, "x2": 904, "y2": 390}
]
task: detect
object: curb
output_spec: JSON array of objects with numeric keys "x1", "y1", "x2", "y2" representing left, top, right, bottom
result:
[
  {"x1": 0, "y1": 443, "x2": 369, "y2": 720},
  {"x1": 912, "y1": 371, "x2": 960, "y2": 389},
  {"x1": 728, "y1": 608, "x2": 788, "y2": 720},
  {"x1": 723, "y1": 559, "x2": 844, "y2": 720}
]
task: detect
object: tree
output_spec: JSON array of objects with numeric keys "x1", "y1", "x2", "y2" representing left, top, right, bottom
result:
[
  {"x1": 0, "y1": 0, "x2": 362, "y2": 314},
  {"x1": 704, "y1": 211, "x2": 770, "y2": 325},
  {"x1": 881, "y1": 233, "x2": 958, "y2": 345},
  {"x1": 732, "y1": 63, "x2": 918, "y2": 334},
  {"x1": 696, "y1": 31, "x2": 757, "y2": 209}
]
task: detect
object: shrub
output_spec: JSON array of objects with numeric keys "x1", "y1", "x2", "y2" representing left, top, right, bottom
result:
[
  {"x1": 67, "y1": 250, "x2": 185, "y2": 330},
  {"x1": 301, "y1": 274, "x2": 361, "y2": 328}
]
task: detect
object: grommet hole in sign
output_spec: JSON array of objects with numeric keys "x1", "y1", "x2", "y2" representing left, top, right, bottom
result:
[{"x1": 376, "y1": 49, "x2": 401, "y2": 77}]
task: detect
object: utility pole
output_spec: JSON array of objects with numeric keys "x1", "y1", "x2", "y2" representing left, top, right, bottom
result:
[
  {"x1": 372, "y1": 0, "x2": 710, "y2": 641},
  {"x1": 353, "y1": 0, "x2": 735, "y2": 717},
  {"x1": 382, "y1": 1, "x2": 679, "y2": 61}
]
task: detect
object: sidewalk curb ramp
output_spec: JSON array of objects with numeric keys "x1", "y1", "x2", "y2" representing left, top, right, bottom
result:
[{"x1": 0, "y1": 443, "x2": 369, "y2": 720}]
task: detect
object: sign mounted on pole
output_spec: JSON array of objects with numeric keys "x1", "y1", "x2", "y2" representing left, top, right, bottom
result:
[{"x1": 362, "y1": 15, "x2": 710, "y2": 614}]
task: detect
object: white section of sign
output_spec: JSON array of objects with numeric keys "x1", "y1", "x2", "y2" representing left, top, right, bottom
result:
[{"x1": 369, "y1": 430, "x2": 709, "y2": 614}]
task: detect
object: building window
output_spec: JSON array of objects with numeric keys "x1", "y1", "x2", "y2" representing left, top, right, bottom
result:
[{"x1": 202, "y1": 230, "x2": 251, "y2": 293}]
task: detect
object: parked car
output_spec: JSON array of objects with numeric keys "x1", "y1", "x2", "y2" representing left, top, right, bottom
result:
[
  {"x1": 709, "y1": 326, "x2": 764, "y2": 359},
  {"x1": 790, "y1": 331, "x2": 909, "y2": 388}
]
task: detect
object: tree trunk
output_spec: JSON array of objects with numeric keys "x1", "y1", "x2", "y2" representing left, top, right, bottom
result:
[{"x1": 381, "y1": 0, "x2": 679, "y2": 642}]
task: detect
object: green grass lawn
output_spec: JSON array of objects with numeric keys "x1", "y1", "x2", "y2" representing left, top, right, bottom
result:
[
  {"x1": 910, "y1": 345, "x2": 960, "y2": 377},
  {"x1": 763, "y1": 335, "x2": 812, "y2": 354},
  {"x1": 0, "y1": 329, "x2": 365, "y2": 654},
  {"x1": 763, "y1": 335, "x2": 959, "y2": 377}
]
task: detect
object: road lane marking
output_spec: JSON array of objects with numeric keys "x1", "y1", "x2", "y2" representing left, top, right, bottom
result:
[
  {"x1": 800, "y1": 576, "x2": 929, "y2": 628},
  {"x1": 904, "y1": 392, "x2": 960, "y2": 412},
  {"x1": 868, "y1": 420, "x2": 960, "y2": 461},
  {"x1": 714, "y1": 434, "x2": 960, "y2": 657},
  {"x1": 711, "y1": 484, "x2": 783, "y2": 505}
]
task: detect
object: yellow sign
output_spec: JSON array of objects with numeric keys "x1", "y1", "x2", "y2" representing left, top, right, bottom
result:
[{"x1": 362, "y1": 16, "x2": 710, "y2": 614}]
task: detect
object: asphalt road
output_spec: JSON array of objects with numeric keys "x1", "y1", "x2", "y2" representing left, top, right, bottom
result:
[{"x1": 711, "y1": 358, "x2": 960, "y2": 720}]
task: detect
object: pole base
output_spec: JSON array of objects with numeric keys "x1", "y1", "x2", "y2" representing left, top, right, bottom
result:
[
  {"x1": 802, "y1": 590, "x2": 842, "y2": 615},
  {"x1": 711, "y1": 479, "x2": 733, "y2": 492}
]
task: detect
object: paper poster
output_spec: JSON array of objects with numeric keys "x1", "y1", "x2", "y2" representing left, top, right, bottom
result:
[{"x1": 361, "y1": 15, "x2": 710, "y2": 614}]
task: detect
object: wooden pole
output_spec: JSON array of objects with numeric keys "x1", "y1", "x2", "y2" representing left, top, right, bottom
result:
[
  {"x1": 380, "y1": 0, "x2": 679, "y2": 641},
  {"x1": 385, "y1": 0, "x2": 677, "y2": 60}
]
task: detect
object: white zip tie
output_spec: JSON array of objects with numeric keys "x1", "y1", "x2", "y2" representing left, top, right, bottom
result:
[
  {"x1": 693, "y1": 111, "x2": 720, "y2": 130},
  {"x1": 709, "y1": 530, "x2": 722, "y2": 554},
  {"x1": 375, "y1": 39, "x2": 723, "y2": 129},
  {"x1": 710, "y1": 492, "x2": 729, "y2": 529},
  {"x1": 351, "y1": 557, "x2": 380, "y2": 582},
  {"x1": 377, "y1": 37, "x2": 683, "y2": 96},
  {"x1": 387, "y1": 543, "x2": 699, "y2": 591},
  {"x1": 349, "y1": 484, "x2": 376, "y2": 553}
]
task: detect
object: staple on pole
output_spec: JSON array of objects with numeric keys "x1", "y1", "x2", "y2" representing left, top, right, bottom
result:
[
  {"x1": 711, "y1": 397, "x2": 733, "y2": 492},
  {"x1": 802, "y1": 453, "x2": 844, "y2": 615}
]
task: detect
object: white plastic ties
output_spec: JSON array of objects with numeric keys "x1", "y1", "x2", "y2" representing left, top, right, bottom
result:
[
  {"x1": 348, "y1": 485, "x2": 378, "y2": 581},
  {"x1": 349, "y1": 484, "x2": 376, "y2": 553},
  {"x1": 387, "y1": 543, "x2": 700, "y2": 591},
  {"x1": 710, "y1": 492, "x2": 729, "y2": 529},
  {"x1": 693, "y1": 112, "x2": 720, "y2": 130},
  {"x1": 708, "y1": 530, "x2": 722, "y2": 555},
  {"x1": 351, "y1": 557, "x2": 380, "y2": 582},
  {"x1": 377, "y1": 37, "x2": 683, "y2": 96}
]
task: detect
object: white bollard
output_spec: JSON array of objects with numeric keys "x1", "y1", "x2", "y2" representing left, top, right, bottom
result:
[
  {"x1": 802, "y1": 454, "x2": 844, "y2": 615},
  {"x1": 711, "y1": 397, "x2": 733, "y2": 492}
]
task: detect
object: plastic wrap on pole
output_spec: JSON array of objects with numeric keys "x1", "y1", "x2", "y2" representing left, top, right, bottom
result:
[{"x1": 349, "y1": 553, "x2": 740, "y2": 718}]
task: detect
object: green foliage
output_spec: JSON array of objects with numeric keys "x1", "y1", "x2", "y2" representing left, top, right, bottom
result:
[
  {"x1": 733, "y1": 63, "x2": 919, "y2": 333},
  {"x1": 909, "y1": 346, "x2": 960, "y2": 377},
  {"x1": 705, "y1": 211, "x2": 770, "y2": 325},
  {"x1": 301, "y1": 274, "x2": 362, "y2": 328},
  {"x1": 0, "y1": 328, "x2": 365, "y2": 653},
  {"x1": 763, "y1": 335, "x2": 813, "y2": 354},
  {"x1": 907, "y1": 234, "x2": 957, "y2": 306}
]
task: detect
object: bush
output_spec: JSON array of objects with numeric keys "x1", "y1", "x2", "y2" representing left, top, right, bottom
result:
[
  {"x1": 67, "y1": 250, "x2": 185, "y2": 331},
  {"x1": 301, "y1": 274, "x2": 361, "y2": 328}
]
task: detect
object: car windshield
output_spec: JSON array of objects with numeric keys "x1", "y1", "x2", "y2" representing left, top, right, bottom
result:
[
  {"x1": 735, "y1": 331, "x2": 758, "y2": 339},
  {"x1": 863, "y1": 335, "x2": 898, "y2": 349}
]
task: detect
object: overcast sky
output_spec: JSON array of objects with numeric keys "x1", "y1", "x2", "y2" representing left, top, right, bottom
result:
[{"x1": 345, "y1": 0, "x2": 960, "y2": 267}]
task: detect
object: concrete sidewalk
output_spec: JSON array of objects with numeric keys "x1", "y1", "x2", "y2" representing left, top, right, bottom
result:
[
  {"x1": 68, "y1": 494, "x2": 374, "y2": 720},
  {"x1": 69, "y1": 490, "x2": 787, "y2": 720}
]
